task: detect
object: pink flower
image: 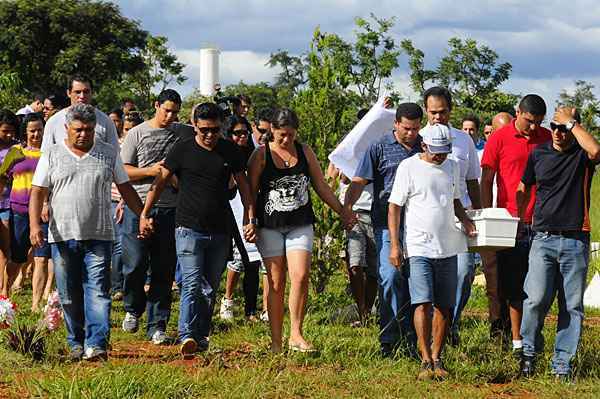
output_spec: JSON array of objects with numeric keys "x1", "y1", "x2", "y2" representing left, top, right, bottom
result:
[{"x1": 42, "y1": 291, "x2": 63, "y2": 332}]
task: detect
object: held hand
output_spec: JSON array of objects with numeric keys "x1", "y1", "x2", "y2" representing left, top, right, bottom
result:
[
  {"x1": 139, "y1": 216, "x2": 154, "y2": 239},
  {"x1": 243, "y1": 224, "x2": 257, "y2": 243},
  {"x1": 383, "y1": 97, "x2": 393, "y2": 109},
  {"x1": 30, "y1": 226, "x2": 45, "y2": 249},
  {"x1": 553, "y1": 107, "x2": 576, "y2": 125},
  {"x1": 462, "y1": 219, "x2": 477, "y2": 238},
  {"x1": 340, "y1": 207, "x2": 358, "y2": 231},
  {"x1": 149, "y1": 160, "x2": 166, "y2": 177},
  {"x1": 41, "y1": 203, "x2": 50, "y2": 223},
  {"x1": 389, "y1": 244, "x2": 404, "y2": 269}
]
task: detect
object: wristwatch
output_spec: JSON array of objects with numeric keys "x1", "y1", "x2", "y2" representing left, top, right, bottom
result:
[
  {"x1": 565, "y1": 119, "x2": 577, "y2": 131},
  {"x1": 249, "y1": 217, "x2": 258, "y2": 226}
]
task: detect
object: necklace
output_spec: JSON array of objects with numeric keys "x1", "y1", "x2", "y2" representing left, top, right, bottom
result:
[{"x1": 283, "y1": 153, "x2": 293, "y2": 168}]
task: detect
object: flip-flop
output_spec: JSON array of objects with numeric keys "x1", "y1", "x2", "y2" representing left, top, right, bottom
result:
[{"x1": 288, "y1": 342, "x2": 317, "y2": 353}]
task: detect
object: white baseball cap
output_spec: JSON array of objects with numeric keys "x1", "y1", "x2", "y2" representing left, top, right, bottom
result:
[{"x1": 420, "y1": 124, "x2": 452, "y2": 154}]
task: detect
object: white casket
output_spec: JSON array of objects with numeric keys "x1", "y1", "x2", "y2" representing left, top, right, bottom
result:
[{"x1": 464, "y1": 208, "x2": 519, "y2": 251}]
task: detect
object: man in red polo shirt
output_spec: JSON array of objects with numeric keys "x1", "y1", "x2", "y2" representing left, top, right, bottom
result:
[{"x1": 480, "y1": 94, "x2": 551, "y2": 353}]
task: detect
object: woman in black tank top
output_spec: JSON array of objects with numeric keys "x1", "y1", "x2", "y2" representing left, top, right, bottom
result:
[{"x1": 247, "y1": 108, "x2": 356, "y2": 353}]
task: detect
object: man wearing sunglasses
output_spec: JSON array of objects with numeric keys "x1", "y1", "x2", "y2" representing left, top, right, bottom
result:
[
  {"x1": 252, "y1": 109, "x2": 273, "y2": 146},
  {"x1": 516, "y1": 108, "x2": 600, "y2": 380},
  {"x1": 481, "y1": 95, "x2": 551, "y2": 354},
  {"x1": 119, "y1": 89, "x2": 194, "y2": 345}
]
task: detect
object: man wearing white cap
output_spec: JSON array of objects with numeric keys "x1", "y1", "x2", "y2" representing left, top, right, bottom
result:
[{"x1": 388, "y1": 123, "x2": 476, "y2": 380}]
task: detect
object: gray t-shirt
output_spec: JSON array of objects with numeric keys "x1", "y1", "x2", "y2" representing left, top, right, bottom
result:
[
  {"x1": 120, "y1": 121, "x2": 194, "y2": 207},
  {"x1": 32, "y1": 140, "x2": 129, "y2": 243}
]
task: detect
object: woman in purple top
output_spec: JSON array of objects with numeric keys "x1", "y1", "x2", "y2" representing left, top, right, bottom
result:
[
  {"x1": 0, "y1": 113, "x2": 52, "y2": 310},
  {"x1": 0, "y1": 109, "x2": 18, "y2": 297}
]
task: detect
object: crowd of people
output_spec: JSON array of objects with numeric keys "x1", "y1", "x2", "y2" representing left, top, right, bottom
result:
[{"x1": 0, "y1": 74, "x2": 596, "y2": 382}]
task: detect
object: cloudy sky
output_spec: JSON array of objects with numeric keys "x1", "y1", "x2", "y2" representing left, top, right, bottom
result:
[{"x1": 118, "y1": 0, "x2": 600, "y2": 109}]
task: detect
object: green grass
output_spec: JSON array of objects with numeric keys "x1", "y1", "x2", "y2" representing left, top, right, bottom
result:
[{"x1": 2, "y1": 176, "x2": 600, "y2": 398}]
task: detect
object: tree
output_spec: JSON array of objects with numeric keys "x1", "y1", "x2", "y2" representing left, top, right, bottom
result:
[
  {"x1": 0, "y1": 0, "x2": 147, "y2": 95},
  {"x1": 557, "y1": 80, "x2": 600, "y2": 133},
  {"x1": 402, "y1": 37, "x2": 517, "y2": 123},
  {"x1": 268, "y1": 14, "x2": 401, "y2": 107},
  {"x1": 0, "y1": 72, "x2": 28, "y2": 110}
]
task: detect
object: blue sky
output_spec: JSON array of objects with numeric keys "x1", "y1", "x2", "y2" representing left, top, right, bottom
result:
[{"x1": 117, "y1": 0, "x2": 600, "y2": 109}]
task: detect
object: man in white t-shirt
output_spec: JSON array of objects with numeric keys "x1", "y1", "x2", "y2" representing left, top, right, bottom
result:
[
  {"x1": 388, "y1": 123, "x2": 476, "y2": 380},
  {"x1": 41, "y1": 75, "x2": 119, "y2": 153}
]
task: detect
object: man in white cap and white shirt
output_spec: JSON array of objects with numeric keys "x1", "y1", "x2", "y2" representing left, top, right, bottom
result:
[{"x1": 387, "y1": 123, "x2": 476, "y2": 380}]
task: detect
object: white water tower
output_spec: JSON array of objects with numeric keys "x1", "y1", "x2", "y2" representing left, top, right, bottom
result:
[{"x1": 199, "y1": 44, "x2": 220, "y2": 96}]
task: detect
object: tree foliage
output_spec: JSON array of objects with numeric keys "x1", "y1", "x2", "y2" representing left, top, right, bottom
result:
[
  {"x1": 557, "y1": 80, "x2": 600, "y2": 133},
  {"x1": 0, "y1": 0, "x2": 147, "y2": 94},
  {"x1": 0, "y1": 71, "x2": 28, "y2": 110},
  {"x1": 402, "y1": 37, "x2": 517, "y2": 124}
]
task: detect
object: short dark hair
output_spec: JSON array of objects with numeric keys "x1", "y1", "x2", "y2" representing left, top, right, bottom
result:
[
  {"x1": 32, "y1": 93, "x2": 44, "y2": 103},
  {"x1": 357, "y1": 108, "x2": 369, "y2": 120},
  {"x1": 518, "y1": 94, "x2": 546, "y2": 116},
  {"x1": 67, "y1": 74, "x2": 92, "y2": 91},
  {"x1": 109, "y1": 108, "x2": 124, "y2": 119},
  {"x1": 239, "y1": 94, "x2": 251, "y2": 104},
  {"x1": 19, "y1": 112, "x2": 45, "y2": 143},
  {"x1": 124, "y1": 111, "x2": 144, "y2": 126},
  {"x1": 271, "y1": 108, "x2": 299, "y2": 130},
  {"x1": 121, "y1": 97, "x2": 135, "y2": 105},
  {"x1": 193, "y1": 102, "x2": 224, "y2": 122},
  {"x1": 395, "y1": 103, "x2": 423, "y2": 121},
  {"x1": 462, "y1": 114, "x2": 480, "y2": 131},
  {"x1": 423, "y1": 86, "x2": 452, "y2": 111},
  {"x1": 46, "y1": 93, "x2": 69, "y2": 109},
  {"x1": 255, "y1": 108, "x2": 273, "y2": 124},
  {"x1": 0, "y1": 109, "x2": 19, "y2": 130},
  {"x1": 157, "y1": 89, "x2": 182, "y2": 106}
]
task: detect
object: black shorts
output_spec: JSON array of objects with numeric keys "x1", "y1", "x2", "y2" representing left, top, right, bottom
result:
[{"x1": 496, "y1": 238, "x2": 531, "y2": 303}]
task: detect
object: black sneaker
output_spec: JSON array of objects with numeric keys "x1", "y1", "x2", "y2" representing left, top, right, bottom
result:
[
  {"x1": 519, "y1": 355, "x2": 535, "y2": 378},
  {"x1": 380, "y1": 343, "x2": 394, "y2": 358}
]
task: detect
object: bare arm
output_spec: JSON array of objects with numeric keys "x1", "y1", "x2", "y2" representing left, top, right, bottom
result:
[
  {"x1": 387, "y1": 203, "x2": 404, "y2": 268},
  {"x1": 124, "y1": 162, "x2": 165, "y2": 182},
  {"x1": 480, "y1": 167, "x2": 496, "y2": 208},
  {"x1": 247, "y1": 146, "x2": 266, "y2": 211},
  {"x1": 140, "y1": 167, "x2": 172, "y2": 217},
  {"x1": 516, "y1": 181, "x2": 532, "y2": 223},
  {"x1": 554, "y1": 107, "x2": 600, "y2": 161},
  {"x1": 466, "y1": 179, "x2": 482, "y2": 209},
  {"x1": 343, "y1": 177, "x2": 369, "y2": 210},
  {"x1": 29, "y1": 186, "x2": 48, "y2": 248},
  {"x1": 454, "y1": 199, "x2": 476, "y2": 237},
  {"x1": 117, "y1": 182, "x2": 144, "y2": 217}
]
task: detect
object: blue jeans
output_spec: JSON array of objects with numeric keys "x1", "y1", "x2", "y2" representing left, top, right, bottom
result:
[
  {"x1": 110, "y1": 202, "x2": 125, "y2": 293},
  {"x1": 121, "y1": 206, "x2": 176, "y2": 338},
  {"x1": 51, "y1": 240, "x2": 112, "y2": 351},
  {"x1": 374, "y1": 228, "x2": 414, "y2": 346},
  {"x1": 451, "y1": 252, "x2": 475, "y2": 334},
  {"x1": 175, "y1": 227, "x2": 230, "y2": 342},
  {"x1": 521, "y1": 232, "x2": 589, "y2": 374}
]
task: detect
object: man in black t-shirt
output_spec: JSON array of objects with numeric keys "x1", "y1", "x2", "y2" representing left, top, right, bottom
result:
[
  {"x1": 516, "y1": 107, "x2": 600, "y2": 380},
  {"x1": 139, "y1": 103, "x2": 256, "y2": 359}
]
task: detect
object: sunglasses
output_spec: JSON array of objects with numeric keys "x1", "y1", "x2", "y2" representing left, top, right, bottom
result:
[
  {"x1": 550, "y1": 122, "x2": 568, "y2": 133},
  {"x1": 232, "y1": 129, "x2": 248, "y2": 136},
  {"x1": 197, "y1": 126, "x2": 221, "y2": 135},
  {"x1": 257, "y1": 127, "x2": 269, "y2": 134}
]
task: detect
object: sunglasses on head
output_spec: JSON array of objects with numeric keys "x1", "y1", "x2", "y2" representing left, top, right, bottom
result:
[
  {"x1": 232, "y1": 129, "x2": 248, "y2": 136},
  {"x1": 550, "y1": 122, "x2": 569, "y2": 133},
  {"x1": 197, "y1": 126, "x2": 220, "y2": 135}
]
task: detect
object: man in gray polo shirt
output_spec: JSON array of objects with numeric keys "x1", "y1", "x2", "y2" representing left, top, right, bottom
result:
[
  {"x1": 30, "y1": 104, "x2": 145, "y2": 361},
  {"x1": 119, "y1": 89, "x2": 194, "y2": 344}
]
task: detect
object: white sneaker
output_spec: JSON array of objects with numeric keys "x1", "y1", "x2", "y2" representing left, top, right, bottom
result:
[
  {"x1": 122, "y1": 312, "x2": 139, "y2": 333},
  {"x1": 151, "y1": 330, "x2": 168, "y2": 345},
  {"x1": 219, "y1": 298, "x2": 234, "y2": 320},
  {"x1": 260, "y1": 310, "x2": 269, "y2": 322}
]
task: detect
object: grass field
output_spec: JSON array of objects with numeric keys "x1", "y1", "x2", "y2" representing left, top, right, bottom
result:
[{"x1": 2, "y1": 178, "x2": 600, "y2": 398}]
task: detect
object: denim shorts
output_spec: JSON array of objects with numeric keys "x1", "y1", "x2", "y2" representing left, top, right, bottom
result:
[
  {"x1": 256, "y1": 224, "x2": 314, "y2": 259},
  {"x1": 10, "y1": 211, "x2": 51, "y2": 263},
  {"x1": 0, "y1": 208, "x2": 10, "y2": 221},
  {"x1": 407, "y1": 255, "x2": 458, "y2": 308}
]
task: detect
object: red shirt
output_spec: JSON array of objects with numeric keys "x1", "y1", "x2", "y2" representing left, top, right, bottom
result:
[{"x1": 481, "y1": 119, "x2": 551, "y2": 223}]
